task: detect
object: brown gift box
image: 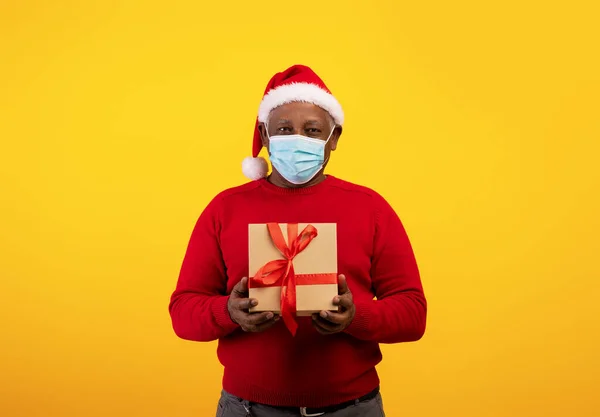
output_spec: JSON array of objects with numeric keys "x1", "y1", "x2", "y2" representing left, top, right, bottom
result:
[{"x1": 248, "y1": 223, "x2": 338, "y2": 316}]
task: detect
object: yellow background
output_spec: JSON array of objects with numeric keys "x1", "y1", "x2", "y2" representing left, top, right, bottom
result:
[{"x1": 1, "y1": 1, "x2": 599, "y2": 416}]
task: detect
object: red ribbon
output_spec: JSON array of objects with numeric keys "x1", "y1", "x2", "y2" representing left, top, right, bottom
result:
[{"x1": 249, "y1": 223, "x2": 326, "y2": 336}]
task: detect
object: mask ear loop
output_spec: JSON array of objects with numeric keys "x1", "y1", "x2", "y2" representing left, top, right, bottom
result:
[
  {"x1": 320, "y1": 124, "x2": 337, "y2": 168},
  {"x1": 324, "y1": 124, "x2": 336, "y2": 145}
]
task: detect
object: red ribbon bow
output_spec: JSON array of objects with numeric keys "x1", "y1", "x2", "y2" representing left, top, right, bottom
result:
[{"x1": 249, "y1": 223, "x2": 318, "y2": 336}]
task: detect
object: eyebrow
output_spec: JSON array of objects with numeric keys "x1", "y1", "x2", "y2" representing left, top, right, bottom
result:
[
  {"x1": 274, "y1": 119, "x2": 292, "y2": 124},
  {"x1": 304, "y1": 119, "x2": 324, "y2": 125}
]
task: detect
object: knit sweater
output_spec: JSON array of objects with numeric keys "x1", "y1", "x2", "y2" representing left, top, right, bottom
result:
[{"x1": 169, "y1": 175, "x2": 426, "y2": 408}]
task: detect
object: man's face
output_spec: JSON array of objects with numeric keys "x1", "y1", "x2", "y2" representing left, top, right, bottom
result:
[{"x1": 259, "y1": 102, "x2": 342, "y2": 163}]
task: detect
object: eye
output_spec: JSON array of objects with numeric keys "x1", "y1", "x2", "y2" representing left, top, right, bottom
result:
[
  {"x1": 277, "y1": 127, "x2": 293, "y2": 133},
  {"x1": 306, "y1": 128, "x2": 321, "y2": 135}
]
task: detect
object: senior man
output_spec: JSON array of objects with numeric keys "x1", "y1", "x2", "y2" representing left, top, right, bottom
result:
[{"x1": 169, "y1": 65, "x2": 427, "y2": 417}]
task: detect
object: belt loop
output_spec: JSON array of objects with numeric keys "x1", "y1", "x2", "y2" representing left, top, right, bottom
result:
[
  {"x1": 300, "y1": 407, "x2": 325, "y2": 416},
  {"x1": 242, "y1": 400, "x2": 251, "y2": 416}
]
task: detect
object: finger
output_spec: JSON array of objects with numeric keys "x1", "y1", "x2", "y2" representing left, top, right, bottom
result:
[
  {"x1": 317, "y1": 310, "x2": 347, "y2": 325},
  {"x1": 337, "y1": 274, "x2": 350, "y2": 295},
  {"x1": 333, "y1": 294, "x2": 354, "y2": 310},
  {"x1": 243, "y1": 311, "x2": 277, "y2": 326},
  {"x1": 232, "y1": 297, "x2": 259, "y2": 311},
  {"x1": 251, "y1": 315, "x2": 281, "y2": 332},
  {"x1": 313, "y1": 322, "x2": 334, "y2": 335},
  {"x1": 231, "y1": 277, "x2": 249, "y2": 298},
  {"x1": 242, "y1": 314, "x2": 280, "y2": 332},
  {"x1": 312, "y1": 315, "x2": 341, "y2": 334}
]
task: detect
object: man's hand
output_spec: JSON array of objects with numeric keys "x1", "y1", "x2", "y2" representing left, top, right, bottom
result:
[
  {"x1": 227, "y1": 277, "x2": 280, "y2": 332},
  {"x1": 312, "y1": 274, "x2": 355, "y2": 335}
]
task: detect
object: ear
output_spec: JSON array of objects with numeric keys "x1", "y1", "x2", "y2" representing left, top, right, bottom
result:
[
  {"x1": 258, "y1": 122, "x2": 269, "y2": 148},
  {"x1": 329, "y1": 125, "x2": 343, "y2": 151}
]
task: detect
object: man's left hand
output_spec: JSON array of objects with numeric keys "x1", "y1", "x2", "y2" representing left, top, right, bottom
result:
[{"x1": 312, "y1": 274, "x2": 355, "y2": 335}]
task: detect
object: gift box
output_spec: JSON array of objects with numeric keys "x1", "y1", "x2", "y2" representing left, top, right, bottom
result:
[{"x1": 248, "y1": 222, "x2": 338, "y2": 335}]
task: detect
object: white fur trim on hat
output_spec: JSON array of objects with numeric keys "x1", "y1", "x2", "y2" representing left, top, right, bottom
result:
[
  {"x1": 242, "y1": 156, "x2": 268, "y2": 180},
  {"x1": 257, "y1": 82, "x2": 344, "y2": 125}
]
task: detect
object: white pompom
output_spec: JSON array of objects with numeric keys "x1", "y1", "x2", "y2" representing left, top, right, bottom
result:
[{"x1": 242, "y1": 156, "x2": 268, "y2": 180}]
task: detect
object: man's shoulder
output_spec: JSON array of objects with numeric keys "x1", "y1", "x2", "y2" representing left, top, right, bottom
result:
[
  {"x1": 327, "y1": 176, "x2": 386, "y2": 201},
  {"x1": 210, "y1": 180, "x2": 263, "y2": 205}
]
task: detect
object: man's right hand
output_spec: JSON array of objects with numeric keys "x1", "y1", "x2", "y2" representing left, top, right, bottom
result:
[{"x1": 227, "y1": 277, "x2": 280, "y2": 332}]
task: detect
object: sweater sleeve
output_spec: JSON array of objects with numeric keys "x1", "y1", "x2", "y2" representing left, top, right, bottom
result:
[
  {"x1": 344, "y1": 194, "x2": 427, "y2": 344},
  {"x1": 168, "y1": 196, "x2": 239, "y2": 342}
]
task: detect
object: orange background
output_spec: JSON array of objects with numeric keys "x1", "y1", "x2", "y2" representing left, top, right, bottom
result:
[{"x1": 1, "y1": 1, "x2": 599, "y2": 416}]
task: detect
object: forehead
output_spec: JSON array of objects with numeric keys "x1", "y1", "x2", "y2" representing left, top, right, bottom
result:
[{"x1": 268, "y1": 102, "x2": 332, "y2": 124}]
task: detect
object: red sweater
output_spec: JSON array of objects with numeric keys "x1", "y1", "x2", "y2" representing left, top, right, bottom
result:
[{"x1": 169, "y1": 176, "x2": 426, "y2": 407}]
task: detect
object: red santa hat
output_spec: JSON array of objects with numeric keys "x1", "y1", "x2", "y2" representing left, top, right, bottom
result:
[{"x1": 241, "y1": 65, "x2": 345, "y2": 180}]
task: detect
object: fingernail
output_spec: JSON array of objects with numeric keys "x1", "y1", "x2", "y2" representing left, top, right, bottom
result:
[
  {"x1": 267, "y1": 313, "x2": 274, "y2": 319},
  {"x1": 251, "y1": 300, "x2": 258, "y2": 306},
  {"x1": 320, "y1": 311, "x2": 327, "y2": 318},
  {"x1": 333, "y1": 297, "x2": 340, "y2": 304}
]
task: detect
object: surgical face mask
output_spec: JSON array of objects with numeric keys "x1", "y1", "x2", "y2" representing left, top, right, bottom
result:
[{"x1": 267, "y1": 125, "x2": 336, "y2": 185}]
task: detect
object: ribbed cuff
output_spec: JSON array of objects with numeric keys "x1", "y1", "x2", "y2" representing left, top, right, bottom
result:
[
  {"x1": 344, "y1": 300, "x2": 374, "y2": 340},
  {"x1": 212, "y1": 295, "x2": 239, "y2": 334}
]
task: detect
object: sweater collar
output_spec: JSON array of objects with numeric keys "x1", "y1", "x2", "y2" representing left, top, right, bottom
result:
[{"x1": 258, "y1": 175, "x2": 336, "y2": 195}]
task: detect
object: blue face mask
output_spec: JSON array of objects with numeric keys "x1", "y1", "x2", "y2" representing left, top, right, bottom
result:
[{"x1": 267, "y1": 125, "x2": 336, "y2": 185}]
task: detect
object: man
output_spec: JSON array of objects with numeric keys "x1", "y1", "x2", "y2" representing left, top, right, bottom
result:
[{"x1": 169, "y1": 65, "x2": 427, "y2": 417}]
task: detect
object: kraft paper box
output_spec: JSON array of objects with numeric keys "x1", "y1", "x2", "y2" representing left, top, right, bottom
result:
[{"x1": 248, "y1": 223, "x2": 338, "y2": 317}]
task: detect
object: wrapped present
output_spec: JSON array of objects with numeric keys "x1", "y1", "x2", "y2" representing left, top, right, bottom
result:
[{"x1": 248, "y1": 223, "x2": 338, "y2": 335}]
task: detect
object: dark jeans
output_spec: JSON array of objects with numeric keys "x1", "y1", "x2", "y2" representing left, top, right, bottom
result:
[{"x1": 216, "y1": 389, "x2": 386, "y2": 417}]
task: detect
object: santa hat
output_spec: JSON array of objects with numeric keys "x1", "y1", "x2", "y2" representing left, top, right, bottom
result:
[{"x1": 242, "y1": 65, "x2": 345, "y2": 180}]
